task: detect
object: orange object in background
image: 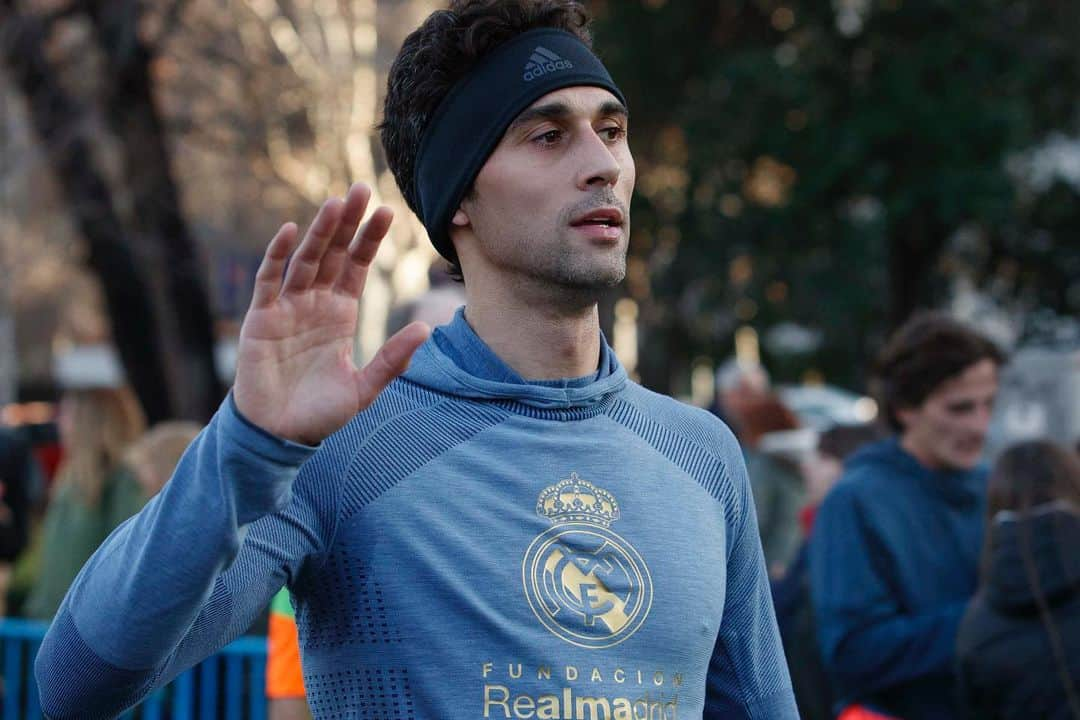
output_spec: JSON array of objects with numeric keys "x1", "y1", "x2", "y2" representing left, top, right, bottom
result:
[{"x1": 266, "y1": 589, "x2": 305, "y2": 698}]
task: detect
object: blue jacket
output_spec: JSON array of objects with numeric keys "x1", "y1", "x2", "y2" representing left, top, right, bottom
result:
[
  {"x1": 809, "y1": 438, "x2": 987, "y2": 719},
  {"x1": 36, "y1": 310, "x2": 797, "y2": 719}
]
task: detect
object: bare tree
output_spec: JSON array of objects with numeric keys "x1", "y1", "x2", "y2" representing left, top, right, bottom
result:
[
  {"x1": 2, "y1": 0, "x2": 442, "y2": 416},
  {"x1": 0, "y1": 1, "x2": 175, "y2": 423},
  {"x1": 162, "y1": 0, "x2": 438, "y2": 362},
  {"x1": 84, "y1": 0, "x2": 224, "y2": 420}
]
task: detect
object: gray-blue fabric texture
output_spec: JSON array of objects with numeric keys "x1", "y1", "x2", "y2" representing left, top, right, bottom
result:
[{"x1": 36, "y1": 309, "x2": 797, "y2": 719}]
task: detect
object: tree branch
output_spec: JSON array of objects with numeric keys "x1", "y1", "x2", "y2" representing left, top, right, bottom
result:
[{"x1": 241, "y1": 0, "x2": 324, "y2": 83}]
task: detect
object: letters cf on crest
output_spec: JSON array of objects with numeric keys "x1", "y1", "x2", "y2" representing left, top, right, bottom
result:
[{"x1": 522, "y1": 474, "x2": 653, "y2": 649}]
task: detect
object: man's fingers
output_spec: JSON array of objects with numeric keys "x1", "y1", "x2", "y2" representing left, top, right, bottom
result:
[
  {"x1": 314, "y1": 183, "x2": 372, "y2": 288},
  {"x1": 282, "y1": 197, "x2": 344, "y2": 292},
  {"x1": 250, "y1": 222, "x2": 299, "y2": 308},
  {"x1": 353, "y1": 321, "x2": 431, "y2": 408},
  {"x1": 334, "y1": 205, "x2": 394, "y2": 298}
]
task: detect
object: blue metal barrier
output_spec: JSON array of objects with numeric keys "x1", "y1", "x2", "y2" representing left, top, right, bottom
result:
[{"x1": 0, "y1": 618, "x2": 268, "y2": 720}]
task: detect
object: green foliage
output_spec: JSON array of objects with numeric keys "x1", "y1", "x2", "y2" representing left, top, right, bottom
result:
[{"x1": 592, "y1": 0, "x2": 1080, "y2": 392}]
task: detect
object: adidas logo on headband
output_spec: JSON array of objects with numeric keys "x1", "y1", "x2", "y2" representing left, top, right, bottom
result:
[{"x1": 523, "y1": 46, "x2": 574, "y2": 82}]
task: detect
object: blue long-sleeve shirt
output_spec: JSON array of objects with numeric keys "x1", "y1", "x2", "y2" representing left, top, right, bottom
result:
[
  {"x1": 37, "y1": 309, "x2": 796, "y2": 719},
  {"x1": 809, "y1": 438, "x2": 987, "y2": 719}
]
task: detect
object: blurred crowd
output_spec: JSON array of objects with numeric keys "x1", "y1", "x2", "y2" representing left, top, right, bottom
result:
[
  {"x1": 2, "y1": 305, "x2": 1078, "y2": 720},
  {"x1": 715, "y1": 312, "x2": 1080, "y2": 720},
  {"x1": 0, "y1": 386, "x2": 201, "y2": 622}
]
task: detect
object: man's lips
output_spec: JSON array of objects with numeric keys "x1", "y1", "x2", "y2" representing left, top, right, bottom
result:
[
  {"x1": 569, "y1": 207, "x2": 625, "y2": 228},
  {"x1": 569, "y1": 207, "x2": 625, "y2": 241}
]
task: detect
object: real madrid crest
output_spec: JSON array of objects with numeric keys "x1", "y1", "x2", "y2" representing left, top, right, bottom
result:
[{"x1": 522, "y1": 473, "x2": 652, "y2": 649}]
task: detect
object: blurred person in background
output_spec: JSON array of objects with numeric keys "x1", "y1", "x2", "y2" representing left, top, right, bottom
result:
[
  {"x1": 956, "y1": 440, "x2": 1080, "y2": 720},
  {"x1": 0, "y1": 425, "x2": 39, "y2": 615},
  {"x1": 710, "y1": 358, "x2": 769, "y2": 436},
  {"x1": 741, "y1": 398, "x2": 804, "y2": 577},
  {"x1": 712, "y1": 359, "x2": 804, "y2": 575},
  {"x1": 772, "y1": 422, "x2": 885, "y2": 720},
  {"x1": 810, "y1": 312, "x2": 1004, "y2": 720},
  {"x1": 383, "y1": 258, "x2": 465, "y2": 337},
  {"x1": 124, "y1": 421, "x2": 204, "y2": 499},
  {"x1": 25, "y1": 385, "x2": 146, "y2": 620},
  {"x1": 799, "y1": 425, "x2": 887, "y2": 528}
]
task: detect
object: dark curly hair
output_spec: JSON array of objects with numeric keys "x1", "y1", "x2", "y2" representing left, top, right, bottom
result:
[
  {"x1": 872, "y1": 312, "x2": 1005, "y2": 432},
  {"x1": 379, "y1": 0, "x2": 592, "y2": 276}
]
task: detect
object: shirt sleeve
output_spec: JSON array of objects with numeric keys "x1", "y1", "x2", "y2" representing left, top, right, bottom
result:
[
  {"x1": 35, "y1": 395, "x2": 331, "y2": 720},
  {"x1": 809, "y1": 482, "x2": 966, "y2": 701},
  {"x1": 704, "y1": 435, "x2": 799, "y2": 719}
]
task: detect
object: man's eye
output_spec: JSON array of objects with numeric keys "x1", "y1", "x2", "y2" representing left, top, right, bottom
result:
[
  {"x1": 535, "y1": 130, "x2": 562, "y2": 144},
  {"x1": 601, "y1": 126, "x2": 626, "y2": 141}
]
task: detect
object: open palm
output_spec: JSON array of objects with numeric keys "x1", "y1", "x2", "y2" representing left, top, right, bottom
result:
[{"x1": 233, "y1": 183, "x2": 430, "y2": 445}]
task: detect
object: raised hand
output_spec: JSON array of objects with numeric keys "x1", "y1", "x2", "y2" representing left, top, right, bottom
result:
[{"x1": 233, "y1": 183, "x2": 430, "y2": 446}]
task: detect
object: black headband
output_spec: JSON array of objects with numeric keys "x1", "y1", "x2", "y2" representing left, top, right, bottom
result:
[{"x1": 414, "y1": 28, "x2": 626, "y2": 262}]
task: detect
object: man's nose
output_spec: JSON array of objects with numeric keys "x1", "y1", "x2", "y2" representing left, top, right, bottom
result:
[{"x1": 575, "y1": 131, "x2": 621, "y2": 190}]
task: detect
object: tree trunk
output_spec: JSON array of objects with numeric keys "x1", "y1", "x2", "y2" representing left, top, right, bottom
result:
[
  {"x1": 0, "y1": 4, "x2": 174, "y2": 423},
  {"x1": 85, "y1": 0, "x2": 224, "y2": 421},
  {"x1": 888, "y1": 208, "x2": 939, "y2": 329}
]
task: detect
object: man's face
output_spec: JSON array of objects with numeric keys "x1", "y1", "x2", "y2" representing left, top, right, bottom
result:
[
  {"x1": 897, "y1": 358, "x2": 999, "y2": 471},
  {"x1": 452, "y1": 86, "x2": 634, "y2": 294}
]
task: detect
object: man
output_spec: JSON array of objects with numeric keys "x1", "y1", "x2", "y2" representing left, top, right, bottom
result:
[
  {"x1": 36, "y1": 2, "x2": 796, "y2": 717},
  {"x1": 810, "y1": 313, "x2": 1004, "y2": 719}
]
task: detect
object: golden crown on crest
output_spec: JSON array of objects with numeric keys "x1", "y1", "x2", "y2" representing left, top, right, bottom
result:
[{"x1": 536, "y1": 473, "x2": 620, "y2": 528}]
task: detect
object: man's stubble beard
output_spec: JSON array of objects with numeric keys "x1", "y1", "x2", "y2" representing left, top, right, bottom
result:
[
  {"x1": 505, "y1": 223, "x2": 628, "y2": 310},
  {"x1": 469, "y1": 189, "x2": 631, "y2": 305},
  {"x1": 524, "y1": 189, "x2": 630, "y2": 295}
]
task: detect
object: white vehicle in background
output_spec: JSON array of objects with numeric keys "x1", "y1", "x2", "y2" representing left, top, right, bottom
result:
[
  {"x1": 777, "y1": 384, "x2": 879, "y2": 432},
  {"x1": 756, "y1": 384, "x2": 879, "y2": 461}
]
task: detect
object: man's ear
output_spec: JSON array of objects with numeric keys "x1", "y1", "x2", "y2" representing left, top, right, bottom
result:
[{"x1": 451, "y1": 208, "x2": 470, "y2": 227}]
